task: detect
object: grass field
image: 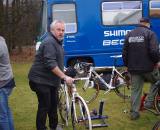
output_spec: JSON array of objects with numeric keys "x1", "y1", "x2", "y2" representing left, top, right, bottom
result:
[{"x1": 10, "y1": 62, "x2": 160, "y2": 130}]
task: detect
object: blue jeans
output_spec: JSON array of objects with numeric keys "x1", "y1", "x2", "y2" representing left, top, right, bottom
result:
[{"x1": 0, "y1": 87, "x2": 14, "y2": 130}]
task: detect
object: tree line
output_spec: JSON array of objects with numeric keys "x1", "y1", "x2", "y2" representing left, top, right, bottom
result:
[{"x1": 0, "y1": 0, "x2": 41, "y2": 52}]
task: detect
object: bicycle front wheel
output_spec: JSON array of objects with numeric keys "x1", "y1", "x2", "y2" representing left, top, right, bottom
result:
[
  {"x1": 58, "y1": 85, "x2": 69, "y2": 126},
  {"x1": 71, "y1": 96, "x2": 92, "y2": 130},
  {"x1": 114, "y1": 71, "x2": 131, "y2": 99},
  {"x1": 152, "y1": 121, "x2": 160, "y2": 130},
  {"x1": 154, "y1": 89, "x2": 160, "y2": 114}
]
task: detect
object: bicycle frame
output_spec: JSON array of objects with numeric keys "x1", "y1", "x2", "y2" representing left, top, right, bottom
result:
[
  {"x1": 83, "y1": 65, "x2": 125, "y2": 94},
  {"x1": 77, "y1": 55, "x2": 128, "y2": 94}
]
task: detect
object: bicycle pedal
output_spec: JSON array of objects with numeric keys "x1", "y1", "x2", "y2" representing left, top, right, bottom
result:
[{"x1": 90, "y1": 109, "x2": 98, "y2": 116}]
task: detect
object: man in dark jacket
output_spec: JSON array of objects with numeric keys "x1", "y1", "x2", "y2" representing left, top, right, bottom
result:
[
  {"x1": 122, "y1": 17, "x2": 160, "y2": 120},
  {"x1": 28, "y1": 20, "x2": 74, "y2": 130}
]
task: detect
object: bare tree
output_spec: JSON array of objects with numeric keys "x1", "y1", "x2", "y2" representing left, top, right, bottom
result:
[
  {"x1": 0, "y1": 0, "x2": 41, "y2": 53},
  {"x1": 0, "y1": 0, "x2": 5, "y2": 36}
]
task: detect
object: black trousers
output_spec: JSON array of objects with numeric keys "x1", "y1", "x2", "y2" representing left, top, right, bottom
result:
[{"x1": 29, "y1": 81, "x2": 58, "y2": 130}]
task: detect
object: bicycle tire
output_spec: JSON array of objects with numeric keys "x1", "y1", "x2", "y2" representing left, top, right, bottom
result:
[
  {"x1": 114, "y1": 71, "x2": 131, "y2": 99},
  {"x1": 152, "y1": 121, "x2": 160, "y2": 130},
  {"x1": 58, "y1": 84, "x2": 70, "y2": 126},
  {"x1": 71, "y1": 95, "x2": 92, "y2": 130},
  {"x1": 154, "y1": 89, "x2": 160, "y2": 114},
  {"x1": 77, "y1": 75, "x2": 99, "y2": 104}
]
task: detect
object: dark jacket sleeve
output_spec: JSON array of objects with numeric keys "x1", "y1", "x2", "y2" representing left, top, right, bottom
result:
[
  {"x1": 42, "y1": 38, "x2": 58, "y2": 70},
  {"x1": 148, "y1": 31, "x2": 160, "y2": 63},
  {"x1": 122, "y1": 34, "x2": 129, "y2": 66}
]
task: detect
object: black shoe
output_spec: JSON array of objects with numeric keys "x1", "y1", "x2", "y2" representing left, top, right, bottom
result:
[
  {"x1": 144, "y1": 101, "x2": 154, "y2": 109},
  {"x1": 130, "y1": 111, "x2": 140, "y2": 120},
  {"x1": 50, "y1": 128, "x2": 56, "y2": 130}
]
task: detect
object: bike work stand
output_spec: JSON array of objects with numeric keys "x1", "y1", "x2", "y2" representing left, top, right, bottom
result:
[{"x1": 90, "y1": 100, "x2": 109, "y2": 128}]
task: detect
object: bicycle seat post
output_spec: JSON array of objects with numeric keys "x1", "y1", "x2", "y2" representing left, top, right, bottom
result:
[
  {"x1": 110, "y1": 55, "x2": 122, "y2": 67},
  {"x1": 113, "y1": 57, "x2": 117, "y2": 67}
]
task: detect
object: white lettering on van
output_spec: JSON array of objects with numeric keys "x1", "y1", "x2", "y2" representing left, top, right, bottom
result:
[
  {"x1": 103, "y1": 39, "x2": 124, "y2": 46},
  {"x1": 104, "y1": 30, "x2": 131, "y2": 37}
]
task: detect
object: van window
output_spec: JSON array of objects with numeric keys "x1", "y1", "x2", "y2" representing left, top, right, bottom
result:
[
  {"x1": 52, "y1": 4, "x2": 77, "y2": 33},
  {"x1": 40, "y1": 1, "x2": 47, "y2": 35},
  {"x1": 150, "y1": 0, "x2": 160, "y2": 17},
  {"x1": 102, "y1": 1, "x2": 142, "y2": 25}
]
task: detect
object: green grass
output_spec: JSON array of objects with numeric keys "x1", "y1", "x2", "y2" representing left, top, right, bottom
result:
[{"x1": 10, "y1": 62, "x2": 160, "y2": 130}]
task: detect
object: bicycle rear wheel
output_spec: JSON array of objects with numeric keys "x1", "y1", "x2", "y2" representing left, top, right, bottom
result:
[
  {"x1": 77, "y1": 76, "x2": 99, "y2": 104},
  {"x1": 71, "y1": 96, "x2": 92, "y2": 130},
  {"x1": 58, "y1": 84, "x2": 69, "y2": 126},
  {"x1": 152, "y1": 121, "x2": 160, "y2": 130},
  {"x1": 114, "y1": 71, "x2": 131, "y2": 99},
  {"x1": 154, "y1": 89, "x2": 160, "y2": 114}
]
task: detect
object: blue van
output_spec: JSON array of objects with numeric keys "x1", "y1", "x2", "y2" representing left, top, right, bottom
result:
[{"x1": 38, "y1": 0, "x2": 160, "y2": 70}]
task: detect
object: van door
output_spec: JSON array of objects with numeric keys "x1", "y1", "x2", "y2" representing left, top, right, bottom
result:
[{"x1": 149, "y1": 0, "x2": 160, "y2": 43}]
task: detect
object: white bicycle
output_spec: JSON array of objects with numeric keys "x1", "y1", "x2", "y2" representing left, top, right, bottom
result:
[
  {"x1": 74, "y1": 55, "x2": 131, "y2": 104},
  {"x1": 58, "y1": 80, "x2": 92, "y2": 130}
]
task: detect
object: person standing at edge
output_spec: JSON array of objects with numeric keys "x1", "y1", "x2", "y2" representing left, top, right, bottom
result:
[
  {"x1": 122, "y1": 17, "x2": 160, "y2": 120},
  {"x1": 28, "y1": 20, "x2": 74, "y2": 130},
  {"x1": 0, "y1": 36, "x2": 16, "y2": 130}
]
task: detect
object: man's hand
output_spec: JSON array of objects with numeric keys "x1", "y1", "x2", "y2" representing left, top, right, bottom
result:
[{"x1": 64, "y1": 75, "x2": 74, "y2": 85}]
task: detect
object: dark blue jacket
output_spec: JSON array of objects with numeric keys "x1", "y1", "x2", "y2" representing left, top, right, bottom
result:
[{"x1": 122, "y1": 25, "x2": 159, "y2": 74}]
